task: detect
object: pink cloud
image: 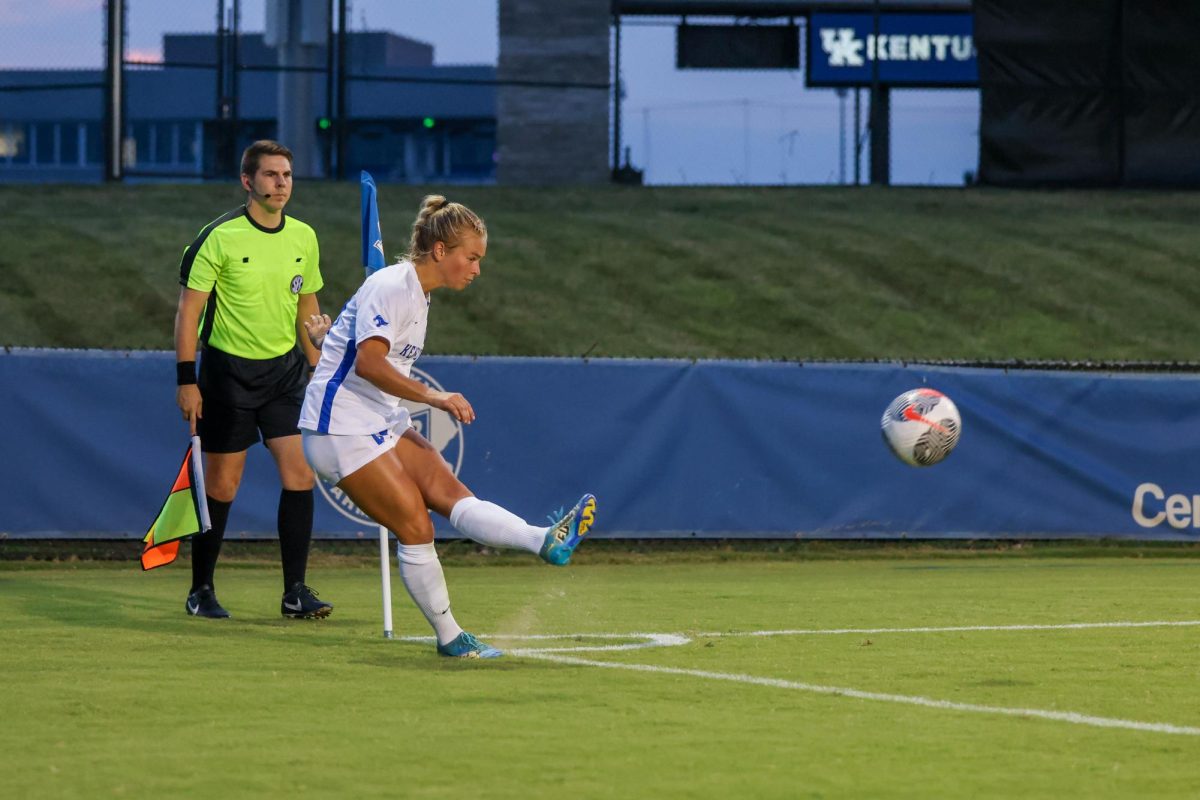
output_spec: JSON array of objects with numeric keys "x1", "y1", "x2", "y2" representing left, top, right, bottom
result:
[{"x1": 126, "y1": 47, "x2": 162, "y2": 64}]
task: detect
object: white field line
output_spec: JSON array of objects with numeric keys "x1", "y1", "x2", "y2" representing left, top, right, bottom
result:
[
  {"x1": 691, "y1": 620, "x2": 1200, "y2": 638},
  {"x1": 517, "y1": 651, "x2": 1200, "y2": 737},
  {"x1": 400, "y1": 620, "x2": 1200, "y2": 737}
]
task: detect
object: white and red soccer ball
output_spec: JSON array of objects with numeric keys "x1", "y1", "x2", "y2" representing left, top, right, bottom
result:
[{"x1": 880, "y1": 388, "x2": 962, "y2": 467}]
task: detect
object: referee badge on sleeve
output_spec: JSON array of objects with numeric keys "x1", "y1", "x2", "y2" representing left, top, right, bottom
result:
[{"x1": 290, "y1": 275, "x2": 304, "y2": 294}]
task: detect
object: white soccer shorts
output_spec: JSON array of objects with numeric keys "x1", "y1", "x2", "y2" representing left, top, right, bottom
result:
[{"x1": 301, "y1": 427, "x2": 400, "y2": 485}]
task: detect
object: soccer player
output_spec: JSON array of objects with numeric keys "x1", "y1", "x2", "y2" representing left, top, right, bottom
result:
[
  {"x1": 174, "y1": 140, "x2": 333, "y2": 621},
  {"x1": 298, "y1": 195, "x2": 596, "y2": 659}
]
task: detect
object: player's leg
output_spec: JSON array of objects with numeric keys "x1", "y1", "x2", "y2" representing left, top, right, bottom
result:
[
  {"x1": 392, "y1": 429, "x2": 541, "y2": 553},
  {"x1": 331, "y1": 443, "x2": 499, "y2": 658},
  {"x1": 394, "y1": 428, "x2": 598, "y2": 565},
  {"x1": 262, "y1": 392, "x2": 331, "y2": 619},
  {"x1": 303, "y1": 430, "x2": 497, "y2": 657},
  {"x1": 189, "y1": 399, "x2": 255, "y2": 618}
]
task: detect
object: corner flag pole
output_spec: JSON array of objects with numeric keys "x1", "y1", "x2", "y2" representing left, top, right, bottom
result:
[{"x1": 361, "y1": 170, "x2": 394, "y2": 640}]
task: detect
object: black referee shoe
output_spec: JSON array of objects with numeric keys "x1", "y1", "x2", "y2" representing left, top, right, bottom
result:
[
  {"x1": 281, "y1": 582, "x2": 333, "y2": 619},
  {"x1": 186, "y1": 585, "x2": 231, "y2": 619}
]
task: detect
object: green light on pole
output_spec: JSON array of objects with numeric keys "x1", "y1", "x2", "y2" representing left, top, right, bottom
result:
[
  {"x1": 423, "y1": 117, "x2": 436, "y2": 129},
  {"x1": 317, "y1": 117, "x2": 332, "y2": 131}
]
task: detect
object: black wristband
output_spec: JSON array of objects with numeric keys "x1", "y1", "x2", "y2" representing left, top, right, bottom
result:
[{"x1": 176, "y1": 361, "x2": 197, "y2": 386}]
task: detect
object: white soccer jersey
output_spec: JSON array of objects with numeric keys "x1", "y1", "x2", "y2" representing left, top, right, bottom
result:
[{"x1": 299, "y1": 261, "x2": 429, "y2": 434}]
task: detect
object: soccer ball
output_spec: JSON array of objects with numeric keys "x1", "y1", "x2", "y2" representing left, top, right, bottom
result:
[{"x1": 880, "y1": 388, "x2": 962, "y2": 467}]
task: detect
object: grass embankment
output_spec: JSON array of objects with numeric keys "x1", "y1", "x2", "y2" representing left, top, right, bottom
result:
[{"x1": 2, "y1": 185, "x2": 1198, "y2": 360}]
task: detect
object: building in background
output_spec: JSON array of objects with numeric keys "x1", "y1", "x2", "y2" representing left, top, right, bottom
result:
[
  {"x1": 0, "y1": 30, "x2": 496, "y2": 183},
  {"x1": 497, "y1": 0, "x2": 610, "y2": 185}
]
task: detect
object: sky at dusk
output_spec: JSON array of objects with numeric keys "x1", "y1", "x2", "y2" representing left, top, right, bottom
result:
[{"x1": 0, "y1": 0, "x2": 978, "y2": 185}]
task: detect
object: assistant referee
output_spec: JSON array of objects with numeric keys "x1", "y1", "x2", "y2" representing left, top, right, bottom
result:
[{"x1": 174, "y1": 139, "x2": 333, "y2": 620}]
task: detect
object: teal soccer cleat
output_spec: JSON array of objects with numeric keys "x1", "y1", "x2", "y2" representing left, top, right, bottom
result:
[
  {"x1": 539, "y1": 493, "x2": 598, "y2": 566},
  {"x1": 437, "y1": 631, "x2": 503, "y2": 659}
]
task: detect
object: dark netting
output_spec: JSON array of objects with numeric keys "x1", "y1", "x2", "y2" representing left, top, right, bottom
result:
[
  {"x1": 976, "y1": 0, "x2": 1122, "y2": 186},
  {"x1": 123, "y1": 0, "x2": 330, "y2": 180},
  {"x1": 977, "y1": 0, "x2": 1200, "y2": 188},
  {"x1": 1121, "y1": 2, "x2": 1200, "y2": 186},
  {"x1": 0, "y1": 1, "x2": 107, "y2": 181}
]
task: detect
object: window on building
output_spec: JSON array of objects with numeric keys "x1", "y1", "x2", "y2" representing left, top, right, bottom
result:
[
  {"x1": 60, "y1": 122, "x2": 80, "y2": 166},
  {"x1": 85, "y1": 122, "x2": 103, "y2": 164},
  {"x1": 131, "y1": 122, "x2": 152, "y2": 166},
  {"x1": 347, "y1": 122, "x2": 405, "y2": 179},
  {"x1": 35, "y1": 122, "x2": 55, "y2": 164},
  {"x1": 179, "y1": 121, "x2": 199, "y2": 167},
  {"x1": 0, "y1": 123, "x2": 27, "y2": 162},
  {"x1": 448, "y1": 124, "x2": 496, "y2": 178},
  {"x1": 155, "y1": 122, "x2": 173, "y2": 164}
]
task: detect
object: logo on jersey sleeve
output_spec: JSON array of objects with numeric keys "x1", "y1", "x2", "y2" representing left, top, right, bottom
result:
[
  {"x1": 372, "y1": 314, "x2": 389, "y2": 327},
  {"x1": 290, "y1": 274, "x2": 303, "y2": 294}
]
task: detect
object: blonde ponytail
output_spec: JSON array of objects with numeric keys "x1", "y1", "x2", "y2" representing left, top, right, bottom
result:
[{"x1": 407, "y1": 195, "x2": 486, "y2": 262}]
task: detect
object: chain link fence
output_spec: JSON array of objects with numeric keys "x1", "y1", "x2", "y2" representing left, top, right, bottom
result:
[
  {"x1": 0, "y1": 1, "x2": 107, "y2": 180},
  {"x1": 0, "y1": 1, "x2": 977, "y2": 185}
]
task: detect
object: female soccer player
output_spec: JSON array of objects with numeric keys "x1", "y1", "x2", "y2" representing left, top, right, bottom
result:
[{"x1": 298, "y1": 195, "x2": 596, "y2": 659}]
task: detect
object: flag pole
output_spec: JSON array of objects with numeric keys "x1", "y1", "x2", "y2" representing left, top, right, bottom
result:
[
  {"x1": 378, "y1": 524, "x2": 393, "y2": 639},
  {"x1": 190, "y1": 434, "x2": 211, "y2": 531},
  {"x1": 362, "y1": 170, "x2": 394, "y2": 640}
]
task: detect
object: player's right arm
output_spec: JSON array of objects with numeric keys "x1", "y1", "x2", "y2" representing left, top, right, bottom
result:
[
  {"x1": 174, "y1": 287, "x2": 211, "y2": 435},
  {"x1": 354, "y1": 337, "x2": 475, "y2": 424}
]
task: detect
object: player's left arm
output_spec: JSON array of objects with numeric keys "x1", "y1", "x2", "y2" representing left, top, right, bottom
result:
[{"x1": 355, "y1": 337, "x2": 475, "y2": 424}]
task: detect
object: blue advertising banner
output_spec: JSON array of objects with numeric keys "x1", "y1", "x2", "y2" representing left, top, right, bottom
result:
[
  {"x1": 1, "y1": 349, "x2": 1198, "y2": 541},
  {"x1": 807, "y1": 13, "x2": 977, "y2": 87}
]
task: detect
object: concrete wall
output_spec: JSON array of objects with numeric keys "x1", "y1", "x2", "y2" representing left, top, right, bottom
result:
[{"x1": 497, "y1": 0, "x2": 611, "y2": 185}]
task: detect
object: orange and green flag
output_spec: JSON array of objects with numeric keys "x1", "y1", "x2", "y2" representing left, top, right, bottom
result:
[{"x1": 141, "y1": 436, "x2": 211, "y2": 570}]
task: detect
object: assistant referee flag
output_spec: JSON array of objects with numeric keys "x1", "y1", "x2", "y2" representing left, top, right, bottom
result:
[{"x1": 141, "y1": 437, "x2": 211, "y2": 570}]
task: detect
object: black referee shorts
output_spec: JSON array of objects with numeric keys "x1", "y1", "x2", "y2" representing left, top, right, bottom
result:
[{"x1": 197, "y1": 345, "x2": 308, "y2": 454}]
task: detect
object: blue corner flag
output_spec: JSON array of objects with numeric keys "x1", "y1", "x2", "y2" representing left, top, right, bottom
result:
[
  {"x1": 361, "y1": 171, "x2": 386, "y2": 277},
  {"x1": 360, "y1": 170, "x2": 397, "y2": 640}
]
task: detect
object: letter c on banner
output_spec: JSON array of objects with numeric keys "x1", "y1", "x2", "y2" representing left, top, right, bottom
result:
[{"x1": 1132, "y1": 482, "x2": 1166, "y2": 528}]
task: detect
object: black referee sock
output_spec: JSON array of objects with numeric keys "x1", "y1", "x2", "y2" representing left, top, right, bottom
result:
[
  {"x1": 278, "y1": 489, "x2": 314, "y2": 590},
  {"x1": 191, "y1": 496, "x2": 231, "y2": 593}
]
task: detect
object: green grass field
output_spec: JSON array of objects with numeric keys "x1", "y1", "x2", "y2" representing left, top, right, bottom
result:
[
  {"x1": 5, "y1": 182, "x2": 1200, "y2": 797},
  {"x1": 2, "y1": 185, "x2": 1200, "y2": 361},
  {"x1": 5, "y1": 553, "x2": 1200, "y2": 799}
]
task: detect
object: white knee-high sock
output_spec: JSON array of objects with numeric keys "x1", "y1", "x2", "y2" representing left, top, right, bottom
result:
[
  {"x1": 396, "y1": 543, "x2": 463, "y2": 646},
  {"x1": 449, "y1": 496, "x2": 546, "y2": 554}
]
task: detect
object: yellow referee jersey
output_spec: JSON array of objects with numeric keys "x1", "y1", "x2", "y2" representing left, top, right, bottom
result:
[{"x1": 179, "y1": 207, "x2": 323, "y2": 360}]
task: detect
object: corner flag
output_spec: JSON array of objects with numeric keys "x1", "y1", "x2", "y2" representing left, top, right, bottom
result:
[
  {"x1": 361, "y1": 171, "x2": 387, "y2": 275},
  {"x1": 141, "y1": 436, "x2": 211, "y2": 570},
  {"x1": 361, "y1": 170, "x2": 395, "y2": 639}
]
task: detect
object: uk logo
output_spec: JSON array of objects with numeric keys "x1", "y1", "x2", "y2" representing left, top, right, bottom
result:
[
  {"x1": 820, "y1": 28, "x2": 864, "y2": 67},
  {"x1": 373, "y1": 314, "x2": 388, "y2": 327},
  {"x1": 315, "y1": 366, "x2": 465, "y2": 527}
]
